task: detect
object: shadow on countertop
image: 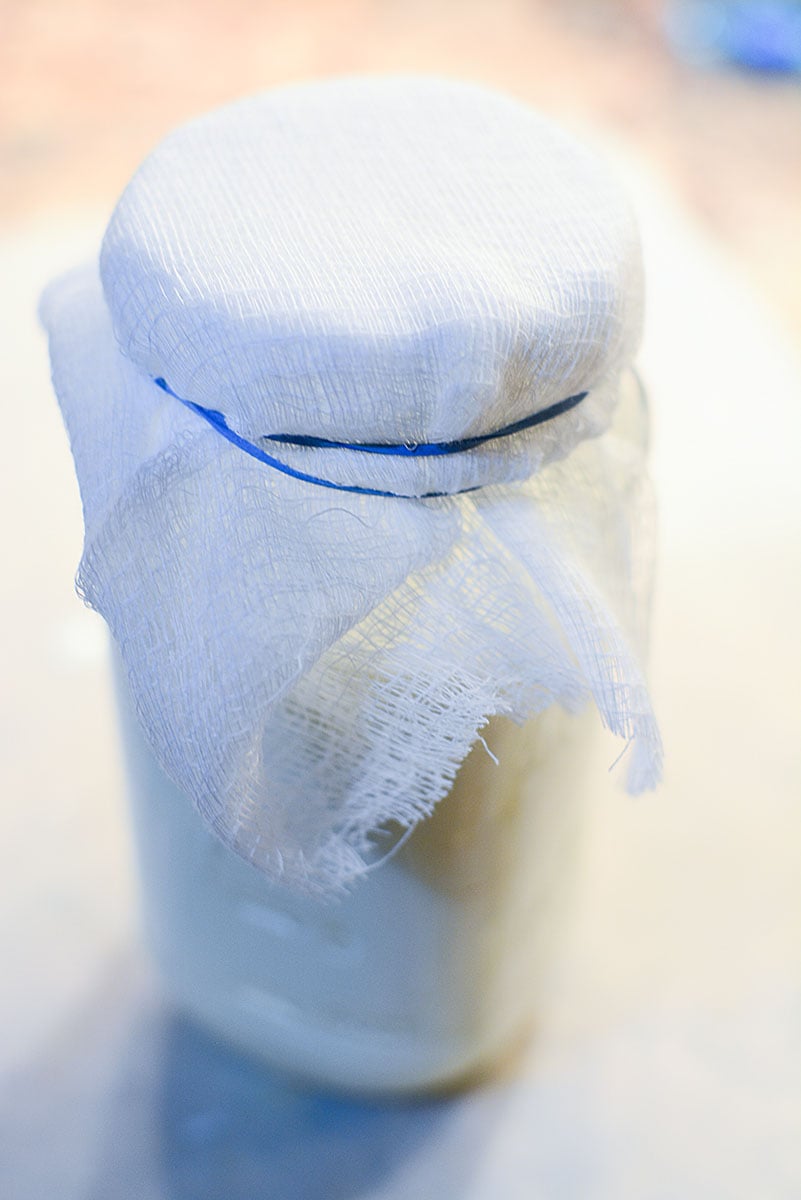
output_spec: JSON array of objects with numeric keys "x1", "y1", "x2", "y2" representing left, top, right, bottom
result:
[
  {"x1": 131, "y1": 1014, "x2": 495, "y2": 1200},
  {"x1": 0, "y1": 951, "x2": 515, "y2": 1200}
]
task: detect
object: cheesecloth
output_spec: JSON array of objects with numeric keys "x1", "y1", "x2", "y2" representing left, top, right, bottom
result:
[{"x1": 41, "y1": 77, "x2": 662, "y2": 892}]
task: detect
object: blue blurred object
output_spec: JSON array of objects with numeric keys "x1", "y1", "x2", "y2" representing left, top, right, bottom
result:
[{"x1": 666, "y1": 1, "x2": 801, "y2": 72}]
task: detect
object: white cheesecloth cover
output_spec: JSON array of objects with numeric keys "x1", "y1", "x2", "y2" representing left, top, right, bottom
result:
[{"x1": 42, "y1": 77, "x2": 662, "y2": 893}]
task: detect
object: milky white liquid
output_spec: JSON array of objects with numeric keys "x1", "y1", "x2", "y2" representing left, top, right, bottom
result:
[{"x1": 114, "y1": 661, "x2": 593, "y2": 1095}]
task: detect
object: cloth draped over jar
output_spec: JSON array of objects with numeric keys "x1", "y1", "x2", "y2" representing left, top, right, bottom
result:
[{"x1": 41, "y1": 77, "x2": 662, "y2": 893}]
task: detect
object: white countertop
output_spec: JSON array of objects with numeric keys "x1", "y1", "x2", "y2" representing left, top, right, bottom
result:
[{"x1": 1, "y1": 165, "x2": 799, "y2": 1198}]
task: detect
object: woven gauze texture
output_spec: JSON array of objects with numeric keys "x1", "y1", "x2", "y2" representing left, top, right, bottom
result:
[{"x1": 42, "y1": 77, "x2": 662, "y2": 892}]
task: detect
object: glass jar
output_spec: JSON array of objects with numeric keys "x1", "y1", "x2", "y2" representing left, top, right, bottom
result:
[{"x1": 114, "y1": 652, "x2": 593, "y2": 1095}]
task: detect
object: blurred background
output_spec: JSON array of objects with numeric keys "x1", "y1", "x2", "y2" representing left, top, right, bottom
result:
[
  {"x1": 4, "y1": 0, "x2": 801, "y2": 329},
  {"x1": 1, "y1": 3, "x2": 799, "y2": 1198}
]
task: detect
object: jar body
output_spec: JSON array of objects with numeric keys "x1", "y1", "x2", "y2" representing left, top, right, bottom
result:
[{"x1": 114, "y1": 660, "x2": 593, "y2": 1095}]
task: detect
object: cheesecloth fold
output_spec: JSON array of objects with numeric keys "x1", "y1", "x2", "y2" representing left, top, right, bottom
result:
[{"x1": 41, "y1": 77, "x2": 662, "y2": 893}]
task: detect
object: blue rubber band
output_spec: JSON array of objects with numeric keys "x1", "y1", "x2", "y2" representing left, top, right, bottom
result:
[
  {"x1": 153, "y1": 376, "x2": 587, "y2": 500},
  {"x1": 263, "y1": 390, "x2": 587, "y2": 456}
]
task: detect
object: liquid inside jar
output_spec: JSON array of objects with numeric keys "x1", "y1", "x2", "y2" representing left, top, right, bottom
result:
[{"x1": 114, "y1": 656, "x2": 593, "y2": 1095}]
